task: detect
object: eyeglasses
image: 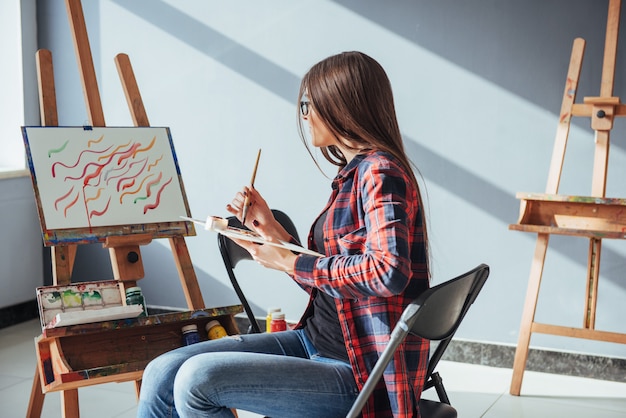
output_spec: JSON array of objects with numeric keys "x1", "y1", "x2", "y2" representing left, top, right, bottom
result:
[{"x1": 300, "y1": 100, "x2": 311, "y2": 117}]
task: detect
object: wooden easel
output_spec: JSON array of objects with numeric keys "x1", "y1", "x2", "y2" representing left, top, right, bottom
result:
[
  {"x1": 509, "y1": 0, "x2": 626, "y2": 396},
  {"x1": 25, "y1": 1, "x2": 241, "y2": 417}
]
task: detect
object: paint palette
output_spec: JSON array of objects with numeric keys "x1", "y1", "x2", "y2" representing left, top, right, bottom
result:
[
  {"x1": 36, "y1": 280, "x2": 143, "y2": 329},
  {"x1": 180, "y1": 215, "x2": 324, "y2": 257}
]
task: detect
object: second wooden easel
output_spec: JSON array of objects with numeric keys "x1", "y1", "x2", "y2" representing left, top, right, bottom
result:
[
  {"x1": 26, "y1": 1, "x2": 242, "y2": 417},
  {"x1": 509, "y1": 0, "x2": 626, "y2": 396}
]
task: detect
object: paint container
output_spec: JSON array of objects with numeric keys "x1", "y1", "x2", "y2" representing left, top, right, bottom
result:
[
  {"x1": 125, "y1": 286, "x2": 148, "y2": 317},
  {"x1": 182, "y1": 324, "x2": 200, "y2": 345},
  {"x1": 270, "y1": 311, "x2": 287, "y2": 333},
  {"x1": 266, "y1": 307, "x2": 281, "y2": 333},
  {"x1": 206, "y1": 320, "x2": 228, "y2": 340}
]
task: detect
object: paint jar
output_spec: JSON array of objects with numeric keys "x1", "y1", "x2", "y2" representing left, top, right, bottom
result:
[
  {"x1": 206, "y1": 320, "x2": 228, "y2": 340},
  {"x1": 125, "y1": 286, "x2": 148, "y2": 317},
  {"x1": 266, "y1": 307, "x2": 281, "y2": 333},
  {"x1": 270, "y1": 311, "x2": 287, "y2": 333},
  {"x1": 182, "y1": 324, "x2": 200, "y2": 345}
]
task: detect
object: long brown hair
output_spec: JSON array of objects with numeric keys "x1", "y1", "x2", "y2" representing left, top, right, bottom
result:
[{"x1": 297, "y1": 51, "x2": 430, "y2": 273}]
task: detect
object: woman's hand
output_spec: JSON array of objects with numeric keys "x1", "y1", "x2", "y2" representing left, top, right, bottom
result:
[
  {"x1": 226, "y1": 186, "x2": 269, "y2": 227},
  {"x1": 226, "y1": 187, "x2": 298, "y2": 274},
  {"x1": 226, "y1": 187, "x2": 290, "y2": 241},
  {"x1": 231, "y1": 232, "x2": 298, "y2": 275}
]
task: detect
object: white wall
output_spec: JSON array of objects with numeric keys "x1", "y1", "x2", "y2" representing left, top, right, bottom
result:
[
  {"x1": 30, "y1": 0, "x2": 626, "y2": 359},
  {"x1": 0, "y1": 0, "x2": 43, "y2": 307},
  {"x1": 0, "y1": 1, "x2": 26, "y2": 170},
  {"x1": 0, "y1": 176, "x2": 42, "y2": 307}
]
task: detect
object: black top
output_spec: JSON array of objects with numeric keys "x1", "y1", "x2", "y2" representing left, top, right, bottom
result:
[{"x1": 304, "y1": 211, "x2": 349, "y2": 362}]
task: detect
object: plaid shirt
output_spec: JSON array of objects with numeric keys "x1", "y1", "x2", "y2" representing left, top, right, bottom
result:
[{"x1": 293, "y1": 151, "x2": 430, "y2": 418}]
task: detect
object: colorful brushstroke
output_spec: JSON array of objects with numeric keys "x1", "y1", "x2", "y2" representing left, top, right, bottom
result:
[{"x1": 46, "y1": 133, "x2": 171, "y2": 230}]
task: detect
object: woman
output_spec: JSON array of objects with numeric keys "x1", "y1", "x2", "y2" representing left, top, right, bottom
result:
[{"x1": 137, "y1": 51, "x2": 430, "y2": 418}]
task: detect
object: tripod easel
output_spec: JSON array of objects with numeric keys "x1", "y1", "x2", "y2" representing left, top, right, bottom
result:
[
  {"x1": 509, "y1": 0, "x2": 626, "y2": 396},
  {"x1": 25, "y1": 1, "x2": 241, "y2": 417}
]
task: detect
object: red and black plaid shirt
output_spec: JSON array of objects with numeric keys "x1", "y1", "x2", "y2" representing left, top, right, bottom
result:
[{"x1": 293, "y1": 151, "x2": 430, "y2": 418}]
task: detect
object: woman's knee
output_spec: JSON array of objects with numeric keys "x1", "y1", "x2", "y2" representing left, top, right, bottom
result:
[
  {"x1": 143, "y1": 350, "x2": 188, "y2": 386},
  {"x1": 172, "y1": 355, "x2": 232, "y2": 413},
  {"x1": 173, "y1": 353, "x2": 239, "y2": 399},
  {"x1": 175, "y1": 353, "x2": 230, "y2": 388}
]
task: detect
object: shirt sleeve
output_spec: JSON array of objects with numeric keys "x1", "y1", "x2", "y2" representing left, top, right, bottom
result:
[{"x1": 293, "y1": 159, "x2": 417, "y2": 299}]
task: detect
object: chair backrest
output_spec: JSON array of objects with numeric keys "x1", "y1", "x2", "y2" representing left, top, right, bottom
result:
[
  {"x1": 408, "y1": 263, "x2": 489, "y2": 341},
  {"x1": 345, "y1": 264, "x2": 489, "y2": 418},
  {"x1": 408, "y1": 263, "x2": 489, "y2": 390},
  {"x1": 217, "y1": 209, "x2": 301, "y2": 333}
]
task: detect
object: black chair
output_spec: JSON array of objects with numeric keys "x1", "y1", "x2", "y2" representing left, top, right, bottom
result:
[
  {"x1": 217, "y1": 209, "x2": 301, "y2": 334},
  {"x1": 346, "y1": 263, "x2": 490, "y2": 418}
]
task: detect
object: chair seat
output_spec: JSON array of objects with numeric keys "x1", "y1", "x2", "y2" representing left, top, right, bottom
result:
[{"x1": 418, "y1": 399, "x2": 457, "y2": 418}]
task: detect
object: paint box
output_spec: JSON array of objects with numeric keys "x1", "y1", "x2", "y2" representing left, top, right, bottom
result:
[{"x1": 36, "y1": 280, "x2": 143, "y2": 329}]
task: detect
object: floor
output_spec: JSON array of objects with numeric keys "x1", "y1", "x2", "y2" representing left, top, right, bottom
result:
[{"x1": 2, "y1": 319, "x2": 625, "y2": 418}]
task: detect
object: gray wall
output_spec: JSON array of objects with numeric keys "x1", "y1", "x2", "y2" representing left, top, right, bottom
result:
[{"x1": 18, "y1": 0, "x2": 626, "y2": 360}]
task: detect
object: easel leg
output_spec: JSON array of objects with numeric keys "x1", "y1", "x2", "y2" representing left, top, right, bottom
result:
[
  {"x1": 510, "y1": 233, "x2": 550, "y2": 396},
  {"x1": 584, "y1": 238, "x2": 602, "y2": 328},
  {"x1": 52, "y1": 245, "x2": 77, "y2": 286},
  {"x1": 27, "y1": 366, "x2": 45, "y2": 418},
  {"x1": 169, "y1": 237, "x2": 205, "y2": 309},
  {"x1": 61, "y1": 389, "x2": 79, "y2": 418},
  {"x1": 134, "y1": 380, "x2": 141, "y2": 400}
]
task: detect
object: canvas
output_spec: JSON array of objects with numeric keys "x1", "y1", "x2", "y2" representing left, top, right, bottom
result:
[{"x1": 22, "y1": 126, "x2": 194, "y2": 245}]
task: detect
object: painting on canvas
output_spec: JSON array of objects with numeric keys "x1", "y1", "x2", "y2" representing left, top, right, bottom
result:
[{"x1": 22, "y1": 126, "x2": 194, "y2": 244}]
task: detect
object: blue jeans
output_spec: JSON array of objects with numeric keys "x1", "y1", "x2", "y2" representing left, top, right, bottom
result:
[{"x1": 136, "y1": 329, "x2": 358, "y2": 418}]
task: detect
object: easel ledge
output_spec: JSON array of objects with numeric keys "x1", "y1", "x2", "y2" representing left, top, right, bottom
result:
[
  {"x1": 510, "y1": 193, "x2": 626, "y2": 239},
  {"x1": 35, "y1": 305, "x2": 242, "y2": 393},
  {"x1": 40, "y1": 221, "x2": 196, "y2": 246}
]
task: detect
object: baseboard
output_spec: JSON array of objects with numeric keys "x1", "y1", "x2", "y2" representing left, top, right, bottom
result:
[
  {"x1": 0, "y1": 299, "x2": 39, "y2": 329},
  {"x1": 442, "y1": 339, "x2": 626, "y2": 383}
]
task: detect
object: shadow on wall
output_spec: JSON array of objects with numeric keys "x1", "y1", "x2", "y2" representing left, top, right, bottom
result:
[
  {"x1": 111, "y1": 0, "x2": 626, "y2": 147},
  {"x1": 331, "y1": 0, "x2": 626, "y2": 141},
  {"x1": 110, "y1": 0, "x2": 301, "y2": 105},
  {"x1": 405, "y1": 137, "x2": 626, "y2": 293}
]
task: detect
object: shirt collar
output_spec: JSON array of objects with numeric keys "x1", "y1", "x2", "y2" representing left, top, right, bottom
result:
[{"x1": 335, "y1": 153, "x2": 367, "y2": 181}]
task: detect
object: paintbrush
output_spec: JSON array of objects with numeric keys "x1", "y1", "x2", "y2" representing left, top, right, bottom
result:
[{"x1": 241, "y1": 148, "x2": 261, "y2": 224}]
